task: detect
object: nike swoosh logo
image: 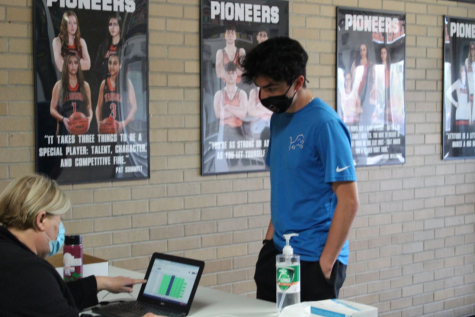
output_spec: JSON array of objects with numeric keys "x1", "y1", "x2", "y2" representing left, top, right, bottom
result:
[{"x1": 336, "y1": 166, "x2": 350, "y2": 173}]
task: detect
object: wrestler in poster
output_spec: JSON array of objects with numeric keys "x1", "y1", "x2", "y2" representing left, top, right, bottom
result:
[
  {"x1": 336, "y1": 7, "x2": 406, "y2": 167},
  {"x1": 34, "y1": 0, "x2": 149, "y2": 184},
  {"x1": 443, "y1": 16, "x2": 475, "y2": 160},
  {"x1": 200, "y1": 0, "x2": 289, "y2": 175}
]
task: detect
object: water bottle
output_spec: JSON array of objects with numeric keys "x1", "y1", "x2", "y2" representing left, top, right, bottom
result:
[
  {"x1": 63, "y1": 235, "x2": 83, "y2": 282},
  {"x1": 276, "y1": 233, "x2": 300, "y2": 313}
]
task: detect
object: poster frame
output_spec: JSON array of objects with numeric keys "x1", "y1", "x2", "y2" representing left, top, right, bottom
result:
[
  {"x1": 336, "y1": 6, "x2": 407, "y2": 167},
  {"x1": 33, "y1": 0, "x2": 150, "y2": 185},
  {"x1": 442, "y1": 15, "x2": 475, "y2": 161},
  {"x1": 199, "y1": 0, "x2": 289, "y2": 176}
]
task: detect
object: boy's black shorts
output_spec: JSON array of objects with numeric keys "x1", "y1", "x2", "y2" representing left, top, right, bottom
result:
[{"x1": 254, "y1": 240, "x2": 347, "y2": 302}]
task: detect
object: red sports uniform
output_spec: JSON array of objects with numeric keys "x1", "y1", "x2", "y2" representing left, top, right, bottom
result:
[
  {"x1": 221, "y1": 88, "x2": 242, "y2": 127},
  {"x1": 101, "y1": 77, "x2": 123, "y2": 122},
  {"x1": 64, "y1": 42, "x2": 82, "y2": 59},
  {"x1": 222, "y1": 49, "x2": 241, "y2": 83},
  {"x1": 58, "y1": 83, "x2": 87, "y2": 135}
]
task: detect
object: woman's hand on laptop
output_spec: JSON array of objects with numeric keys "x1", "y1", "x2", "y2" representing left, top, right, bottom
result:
[{"x1": 96, "y1": 276, "x2": 147, "y2": 293}]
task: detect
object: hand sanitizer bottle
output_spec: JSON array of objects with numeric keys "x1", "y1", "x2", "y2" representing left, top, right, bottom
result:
[{"x1": 276, "y1": 233, "x2": 300, "y2": 313}]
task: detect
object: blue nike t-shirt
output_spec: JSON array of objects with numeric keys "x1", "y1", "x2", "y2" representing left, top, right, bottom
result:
[{"x1": 266, "y1": 98, "x2": 356, "y2": 264}]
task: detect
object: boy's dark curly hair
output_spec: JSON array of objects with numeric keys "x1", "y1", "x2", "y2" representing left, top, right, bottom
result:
[{"x1": 239, "y1": 37, "x2": 308, "y2": 87}]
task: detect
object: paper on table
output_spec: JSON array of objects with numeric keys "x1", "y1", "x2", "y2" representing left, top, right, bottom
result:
[{"x1": 278, "y1": 302, "x2": 311, "y2": 317}]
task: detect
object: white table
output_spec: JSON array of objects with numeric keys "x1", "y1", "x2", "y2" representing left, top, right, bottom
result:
[{"x1": 84, "y1": 266, "x2": 278, "y2": 317}]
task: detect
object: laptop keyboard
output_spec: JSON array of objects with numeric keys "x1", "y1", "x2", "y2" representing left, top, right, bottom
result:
[{"x1": 104, "y1": 301, "x2": 185, "y2": 317}]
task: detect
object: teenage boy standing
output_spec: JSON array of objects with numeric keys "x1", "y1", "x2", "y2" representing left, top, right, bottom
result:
[{"x1": 240, "y1": 37, "x2": 359, "y2": 302}]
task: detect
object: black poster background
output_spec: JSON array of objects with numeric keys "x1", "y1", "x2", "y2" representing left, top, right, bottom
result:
[
  {"x1": 33, "y1": 0, "x2": 149, "y2": 184},
  {"x1": 443, "y1": 16, "x2": 475, "y2": 160},
  {"x1": 336, "y1": 7, "x2": 406, "y2": 167},
  {"x1": 200, "y1": 0, "x2": 288, "y2": 175}
]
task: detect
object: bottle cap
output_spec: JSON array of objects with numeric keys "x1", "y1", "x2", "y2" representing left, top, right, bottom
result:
[
  {"x1": 282, "y1": 233, "x2": 298, "y2": 255},
  {"x1": 65, "y1": 235, "x2": 82, "y2": 245}
]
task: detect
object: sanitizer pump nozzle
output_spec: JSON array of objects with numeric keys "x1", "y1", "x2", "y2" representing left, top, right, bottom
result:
[{"x1": 282, "y1": 233, "x2": 298, "y2": 256}]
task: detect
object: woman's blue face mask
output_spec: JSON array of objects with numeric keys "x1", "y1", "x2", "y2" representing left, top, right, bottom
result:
[{"x1": 44, "y1": 221, "x2": 65, "y2": 257}]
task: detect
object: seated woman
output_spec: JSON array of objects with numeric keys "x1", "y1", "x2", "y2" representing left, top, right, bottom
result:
[{"x1": 0, "y1": 174, "x2": 161, "y2": 317}]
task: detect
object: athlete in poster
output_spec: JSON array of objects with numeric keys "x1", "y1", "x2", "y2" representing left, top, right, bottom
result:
[
  {"x1": 351, "y1": 43, "x2": 372, "y2": 100},
  {"x1": 50, "y1": 53, "x2": 92, "y2": 136},
  {"x1": 247, "y1": 87, "x2": 272, "y2": 143},
  {"x1": 215, "y1": 26, "x2": 246, "y2": 84},
  {"x1": 339, "y1": 71, "x2": 362, "y2": 124},
  {"x1": 465, "y1": 42, "x2": 475, "y2": 122},
  {"x1": 446, "y1": 64, "x2": 471, "y2": 128},
  {"x1": 211, "y1": 62, "x2": 248, "y2": 170},
  {"x1": 95, "y1": 15, "x2": 123, "y2": 80},
  {"x1": 52, "y1": 10, "x2": 91, "y2": 72},
  {"x1": 379, "y1": 47, "x2": 391, "y2": 119},
  {"x1": 96, "y1": 54, "x2": 137, "y2": 134},
  {"x1": 368, "y1": 47, "x2": 391, "y2": 125},
  {"x1": 256, "y1": 27, "x2": 268, "y2": 44},
  {"x1": 213, "y1": 62, "x2": 248, "y2": 130},
  {"x1": 248, "y1": 29, "x2": 272, "y2": 134}
]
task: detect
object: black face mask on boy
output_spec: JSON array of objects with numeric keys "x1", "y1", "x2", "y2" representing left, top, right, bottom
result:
[{"x1": 258, "y1": 80, "x2": 297, "y2": 114}]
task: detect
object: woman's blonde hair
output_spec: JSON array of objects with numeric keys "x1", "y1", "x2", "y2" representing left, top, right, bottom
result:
[{"x1": 0, "y1": 174, "x2": 70, "y2": 230}]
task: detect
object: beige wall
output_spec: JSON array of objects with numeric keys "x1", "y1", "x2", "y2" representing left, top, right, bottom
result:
[{"x1": 1, "y1": 0, "x2": 474, "y2": 316}]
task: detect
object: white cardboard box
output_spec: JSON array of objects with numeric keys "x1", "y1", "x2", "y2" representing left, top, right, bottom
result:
[
  {"x1": 46, "y1": 253, "x2": 109, "y2": 278},
  {"x1": 310, "y1": 299, "x2": 377, "y2": 317}
]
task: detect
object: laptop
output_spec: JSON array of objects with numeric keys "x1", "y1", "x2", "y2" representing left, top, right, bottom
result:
[{"x1": 92, "y1": 252, "x2": 205, "y2": 317}]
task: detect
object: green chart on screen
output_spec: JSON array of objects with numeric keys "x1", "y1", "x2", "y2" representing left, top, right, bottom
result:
[{"x1": 158, "y1": 275, "x2": 187, "y2": 299}]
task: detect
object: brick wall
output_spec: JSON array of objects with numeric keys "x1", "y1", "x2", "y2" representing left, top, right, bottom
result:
[{"x1": 0, "y1": 0, "x2": 474, "y2": 316}]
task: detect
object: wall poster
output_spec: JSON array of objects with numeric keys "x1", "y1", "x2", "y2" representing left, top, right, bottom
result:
[
  {"x1": 34, "y1": 0, "x2": 149, "y2": 184},
  {"x1": 443, "y1": 16, "x2": 475, "y2": 160},
  {"x1": 200, "y1": 0, "x2": 289, "y2": 175},
  {"x1": 336, "y1": 7, "x2": 406, "y2": 167}
]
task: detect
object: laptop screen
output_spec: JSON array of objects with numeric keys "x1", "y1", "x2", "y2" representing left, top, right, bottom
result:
[{"x1": 142, "y1": 258, "x2": 201, "y2": 306}]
